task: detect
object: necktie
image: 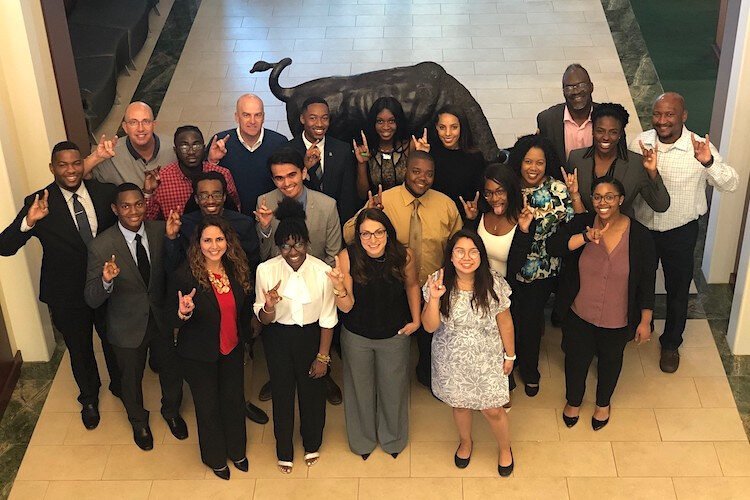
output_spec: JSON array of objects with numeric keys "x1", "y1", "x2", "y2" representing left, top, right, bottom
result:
[
  {"x1": 72, "y1": 194, "x2": 93, "y2": 245},
  {"x1": 307, "y1": 146, "x2": 323, "y2": 189},
  {"x1": 134, "y1": 234, "x2": 151, "y2": 285},
  {"x1": 409, "y1": 198, "x2": 423, "y2": 272}
]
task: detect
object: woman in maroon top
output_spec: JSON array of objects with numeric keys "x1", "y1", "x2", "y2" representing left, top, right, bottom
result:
[
  {"x1": 172, "y1": 216, "x2": 253, "y2": 479},
  {"x1": 548, "y1": 178, "x2": 656, "y2": 431}
]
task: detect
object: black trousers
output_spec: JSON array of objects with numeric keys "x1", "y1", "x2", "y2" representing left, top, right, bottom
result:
[
  {"x1": 180, "y1": 344, "x2": 246, "y2": 469},
  {"x1": 562, "y1": 310, "x2": 630, "y2": 407},
  {"x1": 651, "y1": 220, "x2": 699, "y2": 350},
  {"x1": 111, "y1": 312, "x2": 183, "y2": 428},
  {"x1": 48, "y1": 304, "x2": 120, "y2": 406},
  {"x1": 262, "y1": 322, "x2": 326, "y2": 462},
  {"x1": 415, "y1": 326, "x2": 432, "y2": 388},
  {"x1": 511, "y1": 277, "x2": 556, "y2": 386}
]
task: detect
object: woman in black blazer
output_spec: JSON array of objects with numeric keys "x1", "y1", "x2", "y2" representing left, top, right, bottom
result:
[
  {"x1": 548, "y1": 178, "x2": 656, "y2": 431},
  {"x1": 172, "y1": 215, "x2": 253, "y2": 480}
]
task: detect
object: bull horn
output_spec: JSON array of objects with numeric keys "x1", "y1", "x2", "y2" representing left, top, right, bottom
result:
[{"x1": 249, "y1": 58, "x2": 293, "y2": 102}]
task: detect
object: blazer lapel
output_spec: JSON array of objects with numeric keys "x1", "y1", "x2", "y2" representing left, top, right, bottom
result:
[{"x1": 113, "y1": 229, "x2": 145, "y2": 287}]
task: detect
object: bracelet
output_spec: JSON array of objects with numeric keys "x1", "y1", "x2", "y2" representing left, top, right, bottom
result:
[
  {"x1": 262, "y1": 304, "x2": 276, "y2": 314},
  {"x1": 315, "y1": 353, "x2": 331, "y2": 365},
  {"x1": 332, "y1": 288, "x2": 348, "y2": 298},
  {"x1": 581, "y1": 230, "x2": 591, "y2": 243},
  {"x1": 503, "y1": 353, "x2": 517, "y2": 361},
  {"x1": 177, "y1": 310, "x2": 192, "y2": 321}
]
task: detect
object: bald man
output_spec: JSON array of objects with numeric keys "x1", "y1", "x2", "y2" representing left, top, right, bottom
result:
[
  {"x1": 83, "y1": 101, "x2": 178, "y2": 186},
  {"x1": 629, "y1": 92, "x2": 739, "y2": 373},
  {"x1": 211, "y1": 94, "x2": 289, "y2": 215}
]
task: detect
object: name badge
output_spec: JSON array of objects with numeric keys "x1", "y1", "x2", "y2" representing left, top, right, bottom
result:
[{"x1": 381, "y1": 153, "x2": 392, "y2": 160}]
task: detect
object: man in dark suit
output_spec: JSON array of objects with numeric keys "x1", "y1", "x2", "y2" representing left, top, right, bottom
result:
[
  {"x1": 0, "y1": 141, "x2": 121, "y2": 430},
  {"x1": 536, "y1": 64, "x2": 597, "y2": 178},
  {"x1": 84, "y1": 183, "x2": 186, "y2": 450},
  {"x1": 287, "y1": 96, "x2": 359, "y2": 224}
]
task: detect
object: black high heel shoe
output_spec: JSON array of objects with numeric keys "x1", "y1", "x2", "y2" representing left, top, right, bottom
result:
[
  {"x1": 592, "y1": 406, "x2": 610, "y2": 431},
  {"x1": 562, "y1": 413, "x2": 579, "y2": 428},
  {"x1": 498, "y1": 449, "x2": 514, "y2": 477},
  {"x1": 524, "y1": 384, "x2": 539, "y2": 397},
  {"x1": 454, "y1": 442, "x2": 472, "y2": 469},
  {"x1": 212, "y1": 466, "x2": 230, "y2": 480},
  {"x1": 232, "y1": 457, "x2": 249, "y2": 472}
]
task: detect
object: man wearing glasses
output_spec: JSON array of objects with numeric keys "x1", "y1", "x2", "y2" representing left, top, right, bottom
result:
[
  {"x1": 144, "y1": 125, "x2": 241, "y2": 220},
  {"x1": 536, "y1": 64, "x2": 598, "y2": 178}
]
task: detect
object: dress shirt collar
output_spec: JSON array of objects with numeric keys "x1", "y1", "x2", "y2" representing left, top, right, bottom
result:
[
  {"x1": 643, "y1": 126, "x2": 692, "y2": 153},
  {"x1": 563, "y1": 105, "x2": 592, "y2": 127},
  {"x1": 294, "y1": 186, "x2": 309, "y2": 210},
  {"x1": 302, "y1": 133, "x2": 326, "y2": 153},
  {"x1": 117, "y1": 221, "x2": 146, "y2": 243},
  {"x1": 397, "y1": 184, "x2": 429, "y2": 207},
  {"x1": 236, "y1": 126, "x2": 265, "y2": 152},
  {"x1": 126, "y1": 134, "x2": 160, "y2": 162},
  {"x1": 60, "y1": 182, "x2": 91, "y2": 204}
]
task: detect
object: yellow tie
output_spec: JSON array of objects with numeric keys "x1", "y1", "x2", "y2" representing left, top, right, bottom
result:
[{"x1": 409, "y1": 198, "x2": 422, "y2": 271}]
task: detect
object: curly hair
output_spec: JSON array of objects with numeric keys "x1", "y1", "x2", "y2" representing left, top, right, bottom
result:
[
  {"x1": 588, "y1": 102, "x2": 631, "y2": 160},
  {"x1": 187, "y1": 215, "x2": 252, "y2": 294},
  {"x1": 364, "y1": 97, "x2": 410, "y2": 151},
  {"x1": 508, "y1": 134, "x2": 561, "y2": 179},
  {"x1": 349, "y1": 208, "x2": 407, "y2": 285}
]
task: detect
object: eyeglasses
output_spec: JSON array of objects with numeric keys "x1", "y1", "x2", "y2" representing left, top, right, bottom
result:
[
  {"x1": 359, "y1": 229, "x2": 387, "y2": 240},
  {"x1": 562, "y1": 82, "x2": 591, "y2": 94},
  {"x1": 375, "y1": 118, "x2": 396, "y2": 126},
  {"x1": 177, "y1": 143, "x2": 204, "y2": 153},
  {"x1": 196, "y1": 192, "x2": 224, "y2": 202},
  {"x1": 483, "y1": 188, "x2": 506, "y2": 200},
  {"x1": 591, "y1": 193, "x2": 619, "y2": 203},
  {"x1": 452, "y1": 248, "x2": 480, "y2": 260},
  {"x1": 280, "y1": 242, "x2": 306, "y2": 252},
  {"x1": 124, "y1": 119, "x2": 154, "y2": 127}
]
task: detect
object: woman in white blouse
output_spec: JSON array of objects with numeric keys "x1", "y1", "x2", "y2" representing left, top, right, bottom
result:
[{"x1": 253, "y1": 198, "x2": 337, "y2": 474}]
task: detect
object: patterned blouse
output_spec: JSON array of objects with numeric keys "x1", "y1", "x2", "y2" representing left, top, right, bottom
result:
[{"x1": 518, "y1": 177, "x2": 574, "y2": 283}]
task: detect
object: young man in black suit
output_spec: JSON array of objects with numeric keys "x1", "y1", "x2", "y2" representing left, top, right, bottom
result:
[
  {"x1": 0, "y1": 141, "x2": 121, "y2": 430},
  {"x1": 287, "y1": 96, "x2": 360, "y2": 224}
]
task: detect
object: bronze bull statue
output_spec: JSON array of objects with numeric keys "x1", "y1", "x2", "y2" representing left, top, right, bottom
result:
[{"x1": 250, "y1": 58, "x2": 503, "y2": 163}]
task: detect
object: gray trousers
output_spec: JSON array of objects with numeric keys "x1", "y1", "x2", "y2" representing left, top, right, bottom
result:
[{"x1": 341, "y1": 326, "x2": 410, "y2": 455}]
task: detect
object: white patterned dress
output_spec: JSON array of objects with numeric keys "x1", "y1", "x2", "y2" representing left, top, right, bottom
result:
[{"x1": 423, "y1": 271, "x2": 512, "y2": 409}]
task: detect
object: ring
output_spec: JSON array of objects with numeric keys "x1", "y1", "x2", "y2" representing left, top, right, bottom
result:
[{"x1": 361, "y1": 152, "x2": 369, "y2": 157}]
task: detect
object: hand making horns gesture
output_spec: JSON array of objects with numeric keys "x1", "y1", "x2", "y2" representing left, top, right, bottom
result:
[
  {"x1": 102, "y1": 254, "x2": 120, "y2": 283},
  {"x1": 427, "y1": 268, "x2": 446, "y2": 300},
  {"x1": 518, "y1": 195, "x2": 534, "y2": 233},
  {"x1": 411, "y1": 128, "x2": 430, "y2": 153},
  {"x1": 690, "y1": 132, "x2": 713, "y2": 165},
  {"x1": 26, "y1": 189, "x2": 50, "y2": 226},
  {"x1": 366, "y1": 184, "x2": 384, "y2": 210},
  {"x1": 326, "y1": 255, "x2": 346, "y2": 293},
  {"x1": 178, "y1": 288, "x2": 197, "y2": 316},
  {"x1": 253, "y1": 196, "x2": 274, "y2": 229},
  {"x1": 639, "y1": 140, "x2": 658, "y2": 173},
  {"x1": 584, "y1": 222, "x2": 610, "y2": 245},
  {"x1": 560, "y1": 167, "x2": 579, "y2": 195},
  {"x1": 459, "y1": 191, "x2": 480, "y2": 221},
  {"x1": 353, "y1": 130, "x2": 370, "y2": 164},
  {"x1": 263, "y1": 280, "x2": 283, "y2": 310}
]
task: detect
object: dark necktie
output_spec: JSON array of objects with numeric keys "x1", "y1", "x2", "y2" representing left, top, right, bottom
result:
[
  {"x1": 72, "y1": 193, "x2": 93, "y2": 245},
  {"x1": 306, "y1": 145, "x2": 323, "y2": 189},
  {"x1": 134, "y1": 234, "x2": 151, "y2": 285}
]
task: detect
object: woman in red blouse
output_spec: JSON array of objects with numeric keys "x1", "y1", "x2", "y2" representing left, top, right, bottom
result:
[{"x1": 172, "y1": 215, "x2": 253, "y2": 480}]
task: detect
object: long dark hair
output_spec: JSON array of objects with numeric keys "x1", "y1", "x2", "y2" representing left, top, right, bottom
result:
[
  {"x1": 479, "y1": 163, "x2": 523, "y2": 220},
  {"x1": 187, "y1": 215, "x2": 251, "y2": 293},
  {"x1": 365, "y1": 97, "x2": 410, "y2": 151},
  {"x1": 439, "y1": 229, "x2": 498, "y2": 318},
  {"x1": 434, "y1": 105, "x2": 478, "y2": 153},
  {"x1": 349, "y1": 208, "x2": 407, "y2": 285},
  {"x1": 508, "y1": 134, "x2": 561, "y2": 179}
]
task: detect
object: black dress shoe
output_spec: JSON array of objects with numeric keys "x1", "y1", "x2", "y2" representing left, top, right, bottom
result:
[
  {"x1": 258, "y1": 381, "x2": 272, "y2": 402},
  {"x1": 361, "y1": 453, "x2": 371, "y2": 461},
  {"x1": 212, "y1": 466, "x2": 230, "y2": 480},
  {"x1": 524, "y1": 384, "x2": 539, "y2": 397},
  {"x1": 562, "y1": 413, "x2": 579, "y2": 428},
  {"x1": 165, "y1": 416, "x2": 188, "y2": 440},
  {"x1": 592, "y1": 416, "x2": 610, "y2": 431},
  {"x1": 245, "y1": 401, "x2": 269, "y2": 424},
  {"x1": 232, "y1": 457, "x2": 249, "y2": 472},
  {"x1": 659, "y1": 348, "x2": 680, "y2": 373},
  {"x1": 454, "y1": 443, "x2": 472, "y2": 469},
  {"x1": 133, "y1": 426, "x2": 154, "y2": 450},
  {"x1": 391, "y1": 452, "x2": 399, "y2": 459},
  {"x1": 498, "y1": 449, "x2": 514, "y2": 477},
  {"x1": 81, "y1": 403, "x2": 100, "y2": 430},
  {"x1": 325, "y1": 375, "x2": 342, "y2": 405}
]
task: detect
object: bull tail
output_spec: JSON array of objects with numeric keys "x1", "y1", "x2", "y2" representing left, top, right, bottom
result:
[{"x1": 249, "y1": 58, "x2": 293, "y2": 102}]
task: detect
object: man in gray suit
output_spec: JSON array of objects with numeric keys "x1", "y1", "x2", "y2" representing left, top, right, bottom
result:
[
  {"x1": 254, "y1": 148, "x2": 343, "y2": 405},
  {"x1": 85, "y1": 183, "x2": 186, "y2": 450}
]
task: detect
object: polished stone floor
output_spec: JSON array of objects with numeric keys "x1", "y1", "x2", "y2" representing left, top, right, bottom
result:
[{"x1": 2, "y1": 0, "x2": 749, "y2": 498}]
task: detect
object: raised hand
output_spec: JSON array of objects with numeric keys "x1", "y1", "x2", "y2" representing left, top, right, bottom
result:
[
  {"x1": 518, "y1": 195, "x2": 534, "y2": 233},
  {"x1": 584, "y1": 222, "x2": 610, "y2": 245},
  {"x1": 102, "y1": 254, "x2": 120, "y2": 283},
  {"x1": 93, "y1": 134, "x2": 118, "y2": 160},
  {"x1": 353, "y1": 130, "x2": 370, "y2": 164},
  {"x1": 427, "y1": 268, "x2": 446, "y2": 300},
  {"x1": 326, "y1": 255, "x2": 346, "y2": 293},
  {"x1": 263, "y1": 280, "x2": 282, "y2": 310},
  {"x1": 459, "y1": 191, "x2": 480, "y2": 221},
  {"x1": 253, "y1": 196, "x2": 274, "y2": 229},
  {"x1": 26, "y1": 189, "x2": 50, "y2": 226},
  {"x1": 411, "y1": 128, "x2": 430, "y2": 153},
  {"x1": 639, "y1": 140, "x2": 658, "y2": 173},
  {"x1": 166, "y1": 210, "x2": 182, "y2": 239},
  {"x1": 561, "y1": 167, "x2": 579, "y2": 195},
  {"x1": 304, "y1": 140, "x2": 321, "y2": 170},
  {"x1": 691, "y1": 133, "x2": 713, "y2": 165},
  {"x1": 178, "y1": 288, "x2": 197, "y2": 316},
  {"x1": 207, "y1": 134, "x2": 230, "y2": 164},
  {"x1": 144, "y1": 167, "x2": 161, "y2": 194},
  {"x1": 366, "y1": 184, "x2": 384, "y2": 210}
]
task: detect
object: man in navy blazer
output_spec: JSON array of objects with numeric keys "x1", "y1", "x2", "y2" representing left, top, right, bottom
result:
[
  {"x1": 0, "y1": 141, "x2": 121, "y2": 430},
  {"x1": 287, "y1": 96, "x2": 360, "y2": 224}
]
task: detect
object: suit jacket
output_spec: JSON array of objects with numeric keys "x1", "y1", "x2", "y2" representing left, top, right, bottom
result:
[
  {"x1": 547, "y1": 212, "x2": 656, "y2": 336},
  {"x1": 536, "y1": 102, "x2": 599, "y2": 178},
  {"x1": 169, "y1": 262, "x2": 252, "y2": 362},
  {"x1": 84, "y1": 221, "x2": 168, "y2": 348},
  {"x1": 256, "y1": 188, "x2": 342, "y2": 266},
  {"x1": 566, "y1": 148, "x2": 670, "y2": 218},
  {"x1": 0, "y1": 180, "x2": 117, "y2": 308},
  {"x1": 287, "y1": 135, "x2": 360, "y2": 224}
]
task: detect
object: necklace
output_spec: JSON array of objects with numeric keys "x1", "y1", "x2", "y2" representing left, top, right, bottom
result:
[{"x1": 208, "y1": 268, "x2": 231, "y2": 294}]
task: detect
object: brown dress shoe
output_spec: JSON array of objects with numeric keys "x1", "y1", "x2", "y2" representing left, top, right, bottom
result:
[{"x1": 659, "y1": 349, "x2": 680, "y2": 373}]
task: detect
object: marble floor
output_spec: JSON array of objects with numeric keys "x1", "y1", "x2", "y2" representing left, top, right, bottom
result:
[{"x1": 4, "y1": 0, "x2": 750, "y2": 498}]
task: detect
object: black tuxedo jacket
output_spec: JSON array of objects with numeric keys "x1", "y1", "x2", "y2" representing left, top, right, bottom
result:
[
  {"x1": 169, "y1": 262, "x2": 252, "y2": 362},
  {"x1": 0, "y1": 180, "x2": 117, "y2": 308},
  {"x1": 287, "y1": 135, "x2": 359, "y2": 224},
  {"x1": 536, "y1": 102, "x2": 599, "y2": 178}
]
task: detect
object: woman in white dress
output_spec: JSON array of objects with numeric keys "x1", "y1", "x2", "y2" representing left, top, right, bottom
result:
[{"x1": 421, "y1": 229, "x2": 516, "y2": 477}]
